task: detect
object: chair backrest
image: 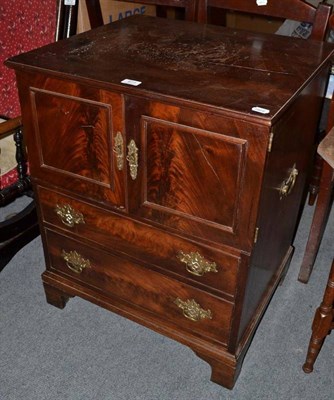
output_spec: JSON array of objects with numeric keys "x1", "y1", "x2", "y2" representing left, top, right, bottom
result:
[
  {"x1": 124, "y1": 0, "x2": 197, "y2": 21},
  {"x1": 85, "y1": 0, "x2": 197, "y2": 29},
  {"x1": 197, "y1": 0, "x2": 332, "y2": 41}
]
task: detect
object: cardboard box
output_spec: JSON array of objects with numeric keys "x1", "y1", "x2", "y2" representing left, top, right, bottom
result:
[{"x1": 77, "y1": 0, "x2": 156, "y2": 33}]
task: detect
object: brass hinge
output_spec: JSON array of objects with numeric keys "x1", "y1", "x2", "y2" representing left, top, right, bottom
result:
[
  {"x1": 254, "y1": 227, "x2": 259, "y2": 244},
  {"x1": 268, "y1": 132, "x2": 274, "y2": 152}
]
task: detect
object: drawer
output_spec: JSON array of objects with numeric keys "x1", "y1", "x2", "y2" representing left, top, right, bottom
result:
[
  {"x1": 45, "y1": 229, "x2": 234, "y2": 345},
  {"x1": 37, "y1": 186, "x2": 241, "y2": 298}
]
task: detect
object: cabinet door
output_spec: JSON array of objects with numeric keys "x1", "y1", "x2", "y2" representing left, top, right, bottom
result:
[
  {"x1": 22, "y1": 76, "x2": 126, "y2": 209},
  {"x1": 125, "y1": 98, "x2": 269, "y2": 250}
]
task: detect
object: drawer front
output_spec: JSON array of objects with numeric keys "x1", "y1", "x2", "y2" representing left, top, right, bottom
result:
[
  {"x1": 25, "y1": 77, "x2": 126, "y2": 208},
  {"x1": 38, "y1": 186, "x2": 241, "y2": 298},
  {"x1": 45, "y1": 229, "x2": 234, "y2": 345}
]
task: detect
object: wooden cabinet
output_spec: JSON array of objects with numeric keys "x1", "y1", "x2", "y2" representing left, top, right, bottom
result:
[{"x1": 7, "y1": 16, "x2": 334, "y2": 389}]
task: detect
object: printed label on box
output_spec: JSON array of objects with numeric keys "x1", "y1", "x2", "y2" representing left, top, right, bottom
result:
[
  {"x1": 77, "y1": 0, "x2": 156, "y2": 34},
  {"x1": 109, "y1": 6, "x2": 147, "y2": 23}
]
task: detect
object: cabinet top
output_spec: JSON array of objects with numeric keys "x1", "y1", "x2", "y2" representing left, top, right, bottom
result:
[{"x1": 7, "y1": 15, "x2": 334, "y2": 121}]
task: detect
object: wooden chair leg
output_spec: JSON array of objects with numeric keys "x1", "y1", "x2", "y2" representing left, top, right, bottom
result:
[
  {"x1": 303, "y1": 259, "x2": 334, "y2": 373},
  {"x1": 0, "y1": 201, "x2": 39, "y2": 272},
  {"x1": 308, "y1": 154, "x2": 324, "y2": 206},
  {"x1": 298, "y1": 162, "x2": 334, "y2": 283}
]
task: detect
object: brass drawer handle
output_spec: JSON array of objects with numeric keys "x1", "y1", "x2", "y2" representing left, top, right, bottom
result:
[
  {"x1": 61, "y1": 250, "x2": 91, "y2": 274},
  {"x1": 174, "y1": 297, "x2": 213, "y2": 322},
  {"x1": 55, "y1": 204, "x2": 85, "y2": 228},
  {"x1": 113, "y1": 131, "x2": 124, "y2": 171},
  {"x1": 126, "y1": 139, "x2": 138, "y2": 180},
  {"x1": 279, "y1": 164, "x2": 299, "y2": 199},
  {"x1": 177, "y1": 250, "x2": 218, "y2": 276}
]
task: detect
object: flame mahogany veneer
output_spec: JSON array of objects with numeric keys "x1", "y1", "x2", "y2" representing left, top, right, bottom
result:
[{"x1": 6, "y1": 16, "x2": 334, "y2": 389}]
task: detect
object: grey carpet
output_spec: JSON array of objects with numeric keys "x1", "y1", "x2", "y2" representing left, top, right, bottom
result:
[{"x1": 1, "y1": 196, "x2": 333, "y2": 400}]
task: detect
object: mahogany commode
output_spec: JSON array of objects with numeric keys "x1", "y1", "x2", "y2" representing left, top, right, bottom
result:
[{"x1": 7, "y1": 16, "x2": 334, "y2": 389}]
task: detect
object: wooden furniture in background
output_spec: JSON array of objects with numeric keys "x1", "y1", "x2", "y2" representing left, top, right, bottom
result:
[
  {"x1": 0, "y1": 117, "x2": 39, "y2": 271},
  {"x1": 302, "y1": 258, "x2": 334, "y2": 372},
  {"x1": 0, "y1": 0, "x2": 56, "y2": 271},
  {"x1": 0, "y1": 1, "x2": 79, "y2": 271},
  {"x1": 298, "y1": 101, "x2": 334, "y2": 283},
  {"x1": 197, "y1": 0, "x2": 332, "y2": 40},
  {"x1": 300, "y1": 64, "x2": 334, "y2": 371},
  {"x1": 6, "y1": 15, "x2": 334, "y2": 389}
]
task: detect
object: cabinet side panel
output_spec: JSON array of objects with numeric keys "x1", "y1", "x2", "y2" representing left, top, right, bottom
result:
[{"x1": 236, "y1": 68, "x2": 329, "y2": 345}]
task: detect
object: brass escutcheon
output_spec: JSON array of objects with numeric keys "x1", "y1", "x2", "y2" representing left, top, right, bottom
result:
[
  {"x1": 55, "y1": 204, "x2": 85, "y2": 228},
  {"x1": 61, "y1": 250, "x2": 91, "y2": 274},
  {"x1": 279, "y1": 164, "x2": 299, "y2": 199},
  {"x1": 113, "y1": 131, "x2": 124, "y2": 171},
  {"x1": 177, "y1": 250, "x2": 218, "y2": 276},
  {"x1": 174, "y1": 297, "x2": 213, "y2": 322},
  {"x1": 126, "y1": 139, "x2": 138, "y2": 180}
]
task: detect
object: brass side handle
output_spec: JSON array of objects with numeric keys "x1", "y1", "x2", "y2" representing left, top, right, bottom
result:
[
  {"x1": 174, "y1": 298, "x2": 213, "y2": 322},
  {"x1": 113, "y1": 131, "x2": 124, "y2": 171},
  {"x1": 126, "y1": 139, "x2": 138, "y2": 180},
  {"x1": 61, "y1": 250, "x2": 91, "y2": 274},
  {"x1": 279, "y1": 164, "x2": 299, "y2": 199},
  {"x1": 176, "y1": 250, "x2": 218, "y2": 277},
  {"x1": 55, "y1": 204, "x2": 85, "y2": 228}
]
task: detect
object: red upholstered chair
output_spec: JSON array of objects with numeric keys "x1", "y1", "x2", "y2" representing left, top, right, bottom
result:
[
  {"x1": 0, "y1": 0, "x2": 57, "y2": 117},
  {"x1": 0, "y1": 0, "x2": 57, "y2": 270}
]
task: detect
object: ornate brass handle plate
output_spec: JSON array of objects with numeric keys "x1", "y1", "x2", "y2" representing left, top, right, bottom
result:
[
  {"x1": 55, "y1": 204, "x2": 85, "y2": 227},
  {"x1": 61, "y1": 250, "x2": 91, "y2": 274},
  {"x1": 279, "y1": 164, "x2": 298, "y2": 199},
  {"x1": 177, "y1": 250, "x2": 218, "y2": 276},
  {"x1": 126, "y1": 139, "x2": 138, "y2": 180},
  {"x1": 174, "y1": 297, "x2": 213, "y2": 322},
  {"x1": 113, "y1": 131, "x2": 124, "y2": 171}
]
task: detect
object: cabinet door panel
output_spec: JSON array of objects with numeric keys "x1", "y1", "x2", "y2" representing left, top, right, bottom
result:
[
  {"x1": 21, "y1": 75, "x2": 126, "y2": 208},
  {"x1": 126, "y1": 98, "x2": 269, "y2": 250},
  {"x1": 143, "y1": 117, "x2": 246, "y2": 232},
  {"x1": 33, "y1": 90, "x2": 112, "y2": 183}
]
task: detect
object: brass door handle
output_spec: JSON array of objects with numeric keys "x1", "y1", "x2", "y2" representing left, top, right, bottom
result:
[
  {"x1": 61, "y1": 250, "x2": 91, "y2": 274},
  {"x1": 55, "y1": 204, "x2": 85, "y2": 228},
  {"x1": 177, "y1": 251, "x2": 218, "y2": 276},
  {"x1": 279, "y1": 164, "x2": 298, "y2": 199},
  {"x1": 126, "y1": 139, "x2": 138, "y2": 180},
  {"x1": 113, "y1": 131, "x2": 124, "y2": 171},
  {"x1": 174, "y1": 297, "x2": 213, "y2": 322}
]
